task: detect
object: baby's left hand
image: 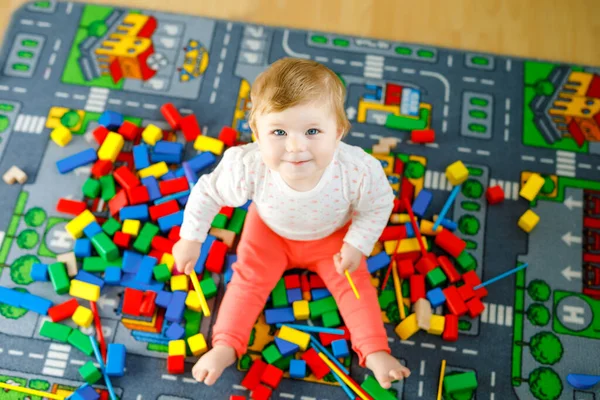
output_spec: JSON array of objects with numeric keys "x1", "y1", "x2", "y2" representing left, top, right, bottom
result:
[{"x1": 333, "y1": 243, "x2": 363, "y2": 275}]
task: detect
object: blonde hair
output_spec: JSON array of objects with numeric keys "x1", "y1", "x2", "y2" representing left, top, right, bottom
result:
[{"x1": 248, "y1": 58, "x2": 351, "y2": 137}]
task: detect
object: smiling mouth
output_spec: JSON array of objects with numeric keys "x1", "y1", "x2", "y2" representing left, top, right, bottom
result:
[{"x1": 287, "y1": 160, "x2": 311, "y2": 165}]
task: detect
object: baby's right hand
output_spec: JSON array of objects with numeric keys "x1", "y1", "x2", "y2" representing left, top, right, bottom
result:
[{"x1": 173, "y1": 238, "x2": 202, "y2": 275}]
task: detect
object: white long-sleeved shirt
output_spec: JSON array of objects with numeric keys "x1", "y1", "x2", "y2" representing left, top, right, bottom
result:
[{"x1": 179, "y1": 141, "x2": 394, "y2": 256}]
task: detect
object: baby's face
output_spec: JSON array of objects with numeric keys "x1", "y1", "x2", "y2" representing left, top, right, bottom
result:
[{"x1": 254, "y1": 101, "x2": 341, "y2": 185}]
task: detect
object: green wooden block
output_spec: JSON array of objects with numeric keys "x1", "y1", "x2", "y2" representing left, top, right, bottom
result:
[
  {"x1": 455, "y1": 251, "x2": 477, "y2": 273},
  {"x1": 211, "y1": 214, "x2": 228, "y2": 229},
  {"x1": 133, "y1": 223, "x2": 159, "y2": 253},
  {"x1": 426, "y1": 267, "x2": 447, "y2": 288},
  {"x1": 91, "y1": 232, "x2": 119, "y2": 261},
  {"x1": 39, "y1": 321, "x2": 72, "y2": 342},
  {"x1": 48, "y1": 262, "x2": 70, "y2": 294},
  {"x1": 402, "y1": 279, "x2": 410, "y2": 297},
  {"x1": 271, "y1": 278, "x2": 288, "y2": 308},
  {"x1": 378, "y1": 290, "x2": 396, "y2": 310},
  {"x1": 309, "y1": 296, "x2": 338, "y2": 319},
  {"x1": 273, "y1": 355, "x2": 293, "y2": 371},
  {"x1": 322, "y1": 309, "x2": 341, "y2": 328},
  {"x1": 67, "y1": 329, "x2": 93, "y2": 356},
  {"x1": 200, "y1": 277, "x2": 217, "y2": 298},
  {"x1": 79, "y1": 361, "x2": 102, "y2": 384},
  {"x1": 443, "y1": 371, "x2": 478, "y2": 394},
  {"x1": 100, "y1": 174, "x2": 116, "y2": 201},
  {"x1": 361, "y1": 375, "x2": 396, "y2": 400},
  {"x1": 262, "y1": 343, "x2": 282, "y2": 364},
  {"x1": 102, "y1": 218, "x2": 121, "y2": 236},
  {"x1": 82, "y1": 178, "x2": 101, "y2": 198},
  {"x1": 153, "y1": 264, "x2": 171, "y2": 282},
  {"x1": 184, "y1": 307, "x2": 202, "y2": 322},
  {"x1": 82, "y1": 257, "x2": 122, "y2": 272},
  {"x1": 227, "y1": 208, "x2": 247, "y2": 234},
  {"x1": 184, "y1": 316, "x2": 202, "y2": 339}
]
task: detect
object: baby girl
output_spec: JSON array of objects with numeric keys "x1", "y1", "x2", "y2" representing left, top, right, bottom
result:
[{"x1": 173, "y1": 57, "x2": 411, "y2": 389}]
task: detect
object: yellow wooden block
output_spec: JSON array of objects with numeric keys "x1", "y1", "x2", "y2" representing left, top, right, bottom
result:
[
  {"x1": 420, "y1": 220, "x2": 443, "y2": 236},
  {"x1": 357, "y1": 101, "x2": 400, "y2": 123},
  {"x1": 277, "y1": 325, "x2": 310, "y2": 351},
  {"x1": 161, "y1": 253, "x2": 174, "y2": 272},
  {"x1": 185, "y1": 290, "x2": 202, "y2": 312},
  {"x1": 519, "y1": 173, "x2": 545, "y2": 201},
  {"x1": 292, "y1": 300, "x2": 310, "y2": 320},
  {"x1": 193, "y1": 135, "x2": 224, "y2": 155},
  {"x1": 428, "y1": 315, "x2": 445, "y2": 335},
  {"x1": 122, "y1": 219, "x2": 141, "y2": 237},
  {"x1": 518, "y1": 209, "x2": 540, "y2": 233},
  {"x1": 65, "y1": 210, "x2": 96, "y2": 239},
  {"x1": 97, "y1": 132, "x2": 124, "y2": 162},
  {"x1": 142, "y1": 124, "x2": 163, "y2": 145},
  {"x1": 69, "y1": 280, "x2": 101, "y2": 301},
  {"x1": 138, "y1": 162, "x2": 168, "y2": 179},
  {"x1": 50, "y1": 126, "x2": 72, "y2": 147},
  {"x1": 445, "y1": 161, "x2": 469, "y2": 186},
  {"x1": 394, "y1": 313, "x2": 419, "y2": 340},
  {"x1": 390, "y1": 213, "x2": 410, "y2": 224},
  {"x1": 187, "y1": 333, "x2": 208, "y2": 356},
  {"x1": 171, "y1": 275, "x2": 189, "y2": 292},
  {"x1": 72, "y1": 306, "x2": 94, "y2": 328},
  {"x1": 168, "y1": 339, "x2": 186, "y2": 356},
  {"x1": 384, "y1": 238, "x2": 428, "y2": 254}
]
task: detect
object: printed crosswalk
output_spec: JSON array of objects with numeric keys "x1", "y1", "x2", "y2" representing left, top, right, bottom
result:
[
  {"x1": 489, "y1": 179, "x2": 519, "y2": 201},
  {"x1": 85, "y1": 87, "x2": 109, "y2": 113},
  {"x1": 424, "y1": 170, "x2": 453, "y2": 191},
  {"x1": 364, "y1": 54, "x2": 384, "y2": 79},
  {"x1": 481, "y1": 302, "x2": 513, "y2": 327},
  {"x1": 14, "y1": 114, "x2": 46, "y2": 134},
  {"x1": 42, "y1": 343, "x2": 71, "y2": 377},
  {"x1": 556, "y1": 150, "x2": 576, "y2": 177}
]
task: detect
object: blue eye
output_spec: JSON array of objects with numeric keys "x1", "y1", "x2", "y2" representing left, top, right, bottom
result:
[
  {"x1": 306, "y1": 128, "x2": 320, "y2": 135},
  {"x1": 273, "y1": 129, "x2": 286, "y2": 136}
]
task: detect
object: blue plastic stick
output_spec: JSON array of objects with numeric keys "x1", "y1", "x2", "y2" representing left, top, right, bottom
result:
[
  {"x1": 474, "y1": 263, "x2": 529, "y2": 290},
  {"x1": 90, "y1": 336, "x2": 117, "y2": 400},
  {"x1": 276, "y1": 323, "x2": 345, "y2": 335},
  {"x1": 432, "y1": 185, "x2": 461, "y2": 231}
]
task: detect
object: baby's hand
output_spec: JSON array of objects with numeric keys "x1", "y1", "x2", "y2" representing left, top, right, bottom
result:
[
  {"x1": 173, "y1": 238, "x2": 202, "y2": 275},
  {"x1": 333, "y1": 242, "x2": 363, "y2": 275}
]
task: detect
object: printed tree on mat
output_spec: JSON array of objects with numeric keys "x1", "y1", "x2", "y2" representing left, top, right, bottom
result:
[
  {"x1": 526, "y1": 304, "x2": 551, "y2": 326},
  {"x1": 527, "y1": 280, "x2": 551, "y2": 302},
  {"x1": 528, "y1": 367, "x2": 563, "y2": 400}
]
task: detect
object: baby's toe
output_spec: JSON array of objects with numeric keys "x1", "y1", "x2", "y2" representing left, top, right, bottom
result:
[
  {"x1": 390, "y1": 368, "x2": 404, "y2": 381},
  {"x1": 204, "y1": 369, "x2": 221, "y2": 386},
  {"x1": 193, "y1": 367, "x2": 208, "y2": 383},
  {"x1": 375, "y1": 372, "x2": 392, "y2": 389}
]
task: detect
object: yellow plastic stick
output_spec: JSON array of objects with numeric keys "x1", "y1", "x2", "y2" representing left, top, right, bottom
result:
[
  {"x1": 189, "y1": 270, "x2": 210, "y2": 317},
  {"x1": 0, "y1": 382, "x2": 65, "y2": 400},
  {"x1": 318, "y1": 352, "x2": 370, "y2": 400},
  {"x1": 437, "y1": 359, "x2": 447, "y2": 400},
  {"x1": 391, "y1": 260, "x2": 406, "y2": 320},
  {"x1": 345, "y1": 270, "x2": 360, "y2": 299}
]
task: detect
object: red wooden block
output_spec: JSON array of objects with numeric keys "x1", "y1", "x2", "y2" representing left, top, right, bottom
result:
[
  {"x1": 159, "y1": 177, "x2": 189, "y2": 196},
  {"x1": 457, "y1": 284, "x2": 475, "y2": 301},
  {"x1": 241, "y1": 359, "x2": 267, "y2": 390},
  {"x1": 392, "y1": 197, "x2": 402, "y2": 213},
  {"x1": 219, "y1": 206, "x2": 234, "y2": 218},
  {"x1": 410, "y1": 274, "x2": 426, "y2": 303},
  {"x1": 443, "y1": 286, "x2": 467, "y2": 316},
  {"x1": 486, "y1": 185, "x2": 504, "y2": 205},
  {"x1": 394, "y1": 159, "x2": 405, "y2": 176},
  {"x1": 380, "y1": 225, "x2": 407, "y2": 242},
  {"x1": 230, "y1": 397, "x2": 246, "y2": 400},
  {"x1": 152, "y1": 236, "x2": 175, "y2": 253},
  {"x1": 99, "y1": 390, "x2": 109, "y2": 400},
  {"x1": 113, "y1": 231, "x2": 131, "y2": 248},
  {"x1": 56, "y1": 199, "x2": 87, "y2": 215},
  {"x1": 319, "y1": 326, "x2": 350, "y2": 346},
  {"x1": 260, "y1": 364, "x2": 284, "y2": 388},
  {"x1": 114, "y1": 166, "x2": 140, "y2": 191},
  {"x1": 118, "y1": 121, "x2": 140, "y2": 141},
  {"x1": 122, "y1": 288, "x2": 144, "y2": 316},
  {"x1": 435, "y1": 229, "x2": 467, "y2": 258},
  {"x1": 148, "y1": 249, "x2": 164, "y2": 261},
  {"x1": 415, "y1": 255, "x2": 437, "y2": 275},
  {"x1": 411, "y1": 129, "x2": 435, "y2": 143},
  {"x1": 167, "y1": 355, "x2": 185, "y2": 374},
  {"x1": 205, "y1": 240, "x2": 227, "y2": 273},
  {"x1": 127, "y1": 185, "x2": 150, "y2": 205},
  {"x1": 116, "y1": 151, "x2": 134, "y2": 170},
  {"x1": 150, "y1": 200, "x2": 180, "y2": 221},
  {"x1": 395, "y1": 251, "x2": 421, "y2": 263},
  {"x1": 161, "y1": 103, "x2": 183, "y2": 130},
  {"x1": 250, "y1": 384, "x2": 272, "y2": 400},
  {"x1": 398, "y1": 259, "x2": 415, "y2": 279},
  {"x1": 180, "y1": 114, "x2": 201, "y2": 142},
  {"x1": 301, "y1": 348, "x2": 330, "y2": 379},
  {"x1": 442, "y1": 314, "x2": 459, "y2": 342},
  {"x1": 309, "y1": 274, "x2": 326, "y2": 289},
  {"x1": 399, "y1": 178, "x2": 414, "y2": 211},
  {"x1": 300, "y1": 274, "x2": 310, "y2": 292},
  {"x1": 462, "y1": 271, "x2": 488, "y2": 298},
  {"x1": 218, "y1": 126, "x2": 238, "y2": 147},
  {"x1": 93, "y1": 126, "x2": 109, "y2": 145},
  {"x1": 140, "y1": 291, "x2": 157, "y2": 317},
  {"x1": 91, "y1": 160, "x2": 113, "y2": 178},
  {"x1": 108, "y1": 189, "x2": 128, "y2": 216},
  {"x1": 437, "y1": 256, "x2": 461, "y2": 283},
  {"x1": 466, "y1": 296, "x2": 485, "y2": 318},
  {"x1": 48, "y1": 298, "x2": 79, "y2": 322},
  {"x1": 168, "y1": 226, "x2": 181, "y2": 242},
  {"x1": 284, "y1": 275, "x2": 301, "y2": 289}
]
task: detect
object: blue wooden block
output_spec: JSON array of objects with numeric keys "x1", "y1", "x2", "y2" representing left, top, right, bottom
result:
[
  {"x1": 119, "y1": 274, "x2": 164, "y2": 292},
  {"x1": 56, "y1": 148, "x2": 98, "y2": 174},
  {"x1": 141, "y1": 176, "x2": 161, "y2": 201},
  {"x1": 106, "y1": 343, "x2": 126, "y2": 377},
  {"x1": 122, "y1": 251, "x2": 143, "y2": 274},
  {"x1": 0, "y1": 286, "x2": 24, "y2": 307},
  {"x1": 405, "y1": 222, "x2": 415, "y2": 238},
  {"x1": 289, "y1": 359, "x2": 306, "y2": 379},
  {"x1": 194, "y1": 235, "x2": 216, "y2": 274},
  {"x1": 160, "y1": 171, "x2": 176, "y2": 181},
  {"x1": 158, "y1": 211, "x2": 183, "y2": 233},
  {"x1": 412, "y1": 189, "x2": 433, "y2": 218},
  {"x1": 83, "y1": 222, "x2": 102, "y2": 238},
  {"x1": 426, "y1": 287, "x2": 446, "y2": 308},
  {"x1": 287, "y1": 288, "x2": 302, "y2": 303},
  {"x1": 76, "y1": 271, "x2": 105, "y2": 289},
  {"x1": 331, "y1": 339, "x2": 350, "y2": 358},
  {"x1": 240, "y1": 200, "x2": 252, "y2": 211},
  {"x1": 224, "y1": 254, "x2": 236, "y2": 286},
  {"x1": 30, "y1": 263, "x2": 49, "y2": 281},
  {"x1": 165, "y1": 323, "x2": 185, "y2": 340},
  {"x1": 104, "y1": 266, "x2": 122, "y2": 285},
  {"x1": 367, "y1": 252, "x2": 391, "y2": 274},
  {"x1": 275, "y1": 337, "x2": 299, "y2": 357},
  {"x1": 151, "y1": 152, "x2": 181, "y2": 164},
  {"x1": 20, "y1": 293, "x2": 52, "y2": 315},
  {"x1": 71, "y1": 383, "x2": 100, "y2": 400},
  {"x1": 98, "y1": 110, "x2": 123, "y2": 130},
  {"x1": 187, "y1": 152, "x2": 216, "y2": 172},
  {"x1": 74, "y1": 238, "x2": 92, "y2": 258},
  {"x1": 154, "y1": 190, "x2": 190, "y2": 205},
  {"x1": 174, "y1": 167, "x2": 186, "y2": 178},
  {"x1": 155, "y1": 290, "x2": 172, "y2": 308},
  {"x1": 135, "y1": 256, "x2": 157, "y2": 284},
  {"x1": 120, "y1": 205, "x2": 149, "y2": 221},
  {"x1": 311, "y1": 288, "x2": 331, "y2": 300},
  {"x1": 133, "y1": 144, "x2": 150, "y2": 170},
  {"x1": 182, "y1": 161, "x2": 198, "y2": 185},
  {"x1": 165, "y1": 291, "x2": 186, "y2": 323},
  {"x1": 154, "y1": 141, "x2": 183, "y2": 155},
  {"x1": 265, "y1": 307, "x2": 295, "y2": 324},
  {"x1": 177, "y1": 195, "x2": 189, "y2": 206}
]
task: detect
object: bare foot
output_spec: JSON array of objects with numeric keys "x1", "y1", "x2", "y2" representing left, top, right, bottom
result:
[
  {"x1": 365, "y1": 351, "x2": 411, "y2": 389},
  {"x1": 191, "y1": 345, "x2": 237, "y2": 385}
]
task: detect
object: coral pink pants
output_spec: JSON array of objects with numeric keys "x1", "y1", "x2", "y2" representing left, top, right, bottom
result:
[{"x1": 211, "y1": 203, "x2": 390, "y2": 366}]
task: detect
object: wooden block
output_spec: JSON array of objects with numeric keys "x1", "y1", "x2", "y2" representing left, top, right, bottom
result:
[
  {"x1": 57, "y1": 252, "x2": 78, "y2": 277},
  {"x1": 209, "y1": 227, "x2": 236, "y2": 248},
  {"x1": 372, "y1": 143, "x2": 391, "y2": 154},
  {"x1": 378, "y1": 137, "x2": 399, "y2": 148},
  {"x1": 3, "y1": 166, "x2": 28, "y2": 184},
  {"x1": 413, "y1": 298, "x2": 432, "y2": 330}
]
